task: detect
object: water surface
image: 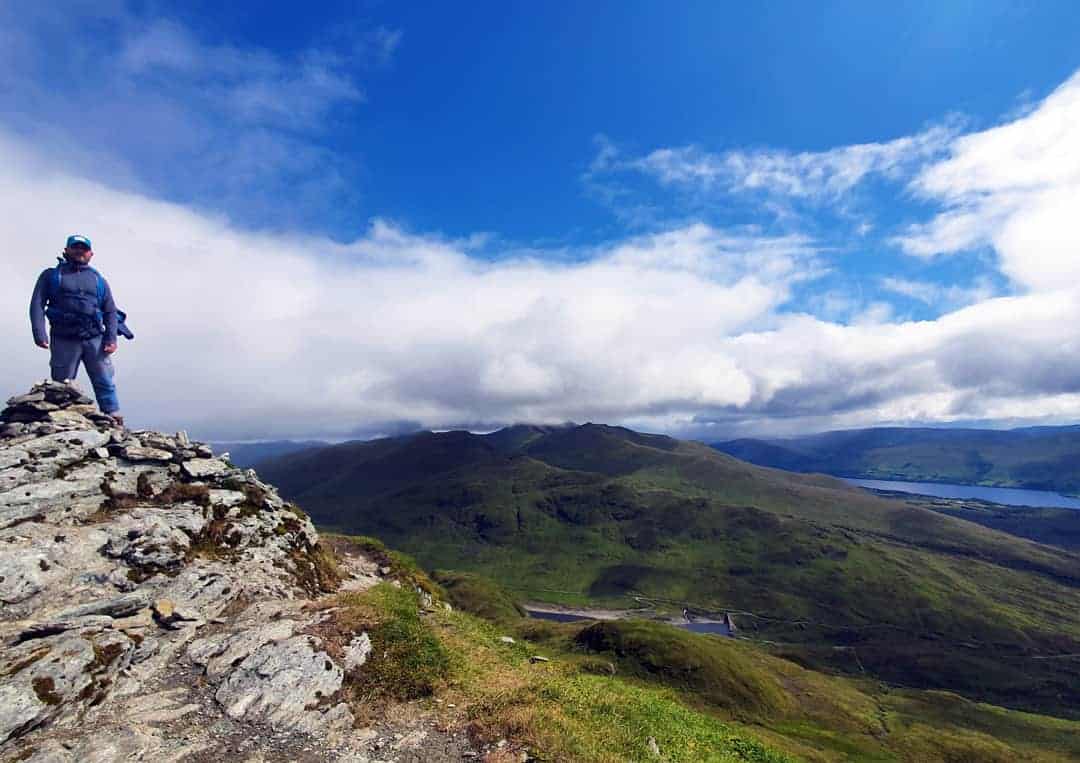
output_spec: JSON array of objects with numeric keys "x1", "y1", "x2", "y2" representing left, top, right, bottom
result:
[
  {"x1": 526, "y1": 608, "x2": 732, "y2": 636},
  {"x1": 845, "y1": 478, "x2": 1080, "y2": 510}
]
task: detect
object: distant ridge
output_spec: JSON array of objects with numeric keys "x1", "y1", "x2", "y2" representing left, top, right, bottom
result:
[
  {"x1": 209, "y1": 439, "x2": 329, "y2": 468},
  {"x1": 712, "y1": 424, "x2": 1080, "y2": 494}
]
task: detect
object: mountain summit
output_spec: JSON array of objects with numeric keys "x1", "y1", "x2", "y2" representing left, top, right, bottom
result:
[{"x1": 0, "y1": 382, "x2": 476, "y2": 761}]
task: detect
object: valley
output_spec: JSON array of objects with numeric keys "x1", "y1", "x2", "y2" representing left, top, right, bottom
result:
[{"x1": 256, "y1": 423, "x2": 1080, "y2": 720}]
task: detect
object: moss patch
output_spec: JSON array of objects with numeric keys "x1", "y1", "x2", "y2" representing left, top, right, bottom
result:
[
  {"x1": 348, "y1": 584, "x2": 451, "y2": 702},
  {"x1": 31, "y1": 676, "x2": 62, "y2": 706}
]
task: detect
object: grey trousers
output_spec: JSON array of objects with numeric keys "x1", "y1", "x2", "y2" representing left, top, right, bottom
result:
[{"x1": 49, "y1": 334, "x2": 120, "y2": 413}]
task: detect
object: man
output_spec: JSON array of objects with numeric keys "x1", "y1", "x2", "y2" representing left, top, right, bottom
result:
[{"x1": 29, "y1": 234, "x2": 124, "y2": 427}]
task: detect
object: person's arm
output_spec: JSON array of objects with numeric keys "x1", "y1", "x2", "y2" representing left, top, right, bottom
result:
[
  {"x1": 100, "y1": 278, "x2": 118, "y2": 348},
  {"x1": 29, "y1": 271, "x2": 50, "y2": 347}
]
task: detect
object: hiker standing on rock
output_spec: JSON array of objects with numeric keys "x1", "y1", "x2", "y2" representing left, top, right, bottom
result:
[{"x1": 29, "y1": 234, "x2": 130, "y2": 427}]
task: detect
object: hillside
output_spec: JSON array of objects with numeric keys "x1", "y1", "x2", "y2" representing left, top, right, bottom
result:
[
  {"x1": 257, "y1": 423, "x2": 1080, "y2": 719},
  {"x1": 712, "y1": 425, "x2": 1080, "y2": 495},
  {"x1": 896, "y1": 493, "x2": 1080, "y2": 551}
]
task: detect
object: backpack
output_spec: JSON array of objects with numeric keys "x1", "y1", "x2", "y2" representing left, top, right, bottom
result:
[{"x1": 46, "y1": 260, "x2": 135, "y2": 340}]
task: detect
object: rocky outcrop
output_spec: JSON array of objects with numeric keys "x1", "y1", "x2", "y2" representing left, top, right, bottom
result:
[{"x1": 0, "y1": 382, "x2": 475, "y2": 762}]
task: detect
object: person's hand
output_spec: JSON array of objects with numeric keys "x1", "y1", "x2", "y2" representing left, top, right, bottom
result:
[
  {"x1": 103, "y1": 342, "x2": 117, "y2": 355},
  {"x1": 35, "y1": 339, "x2": 49, "y2": 349}
]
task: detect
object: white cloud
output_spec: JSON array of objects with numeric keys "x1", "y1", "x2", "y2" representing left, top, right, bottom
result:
[
  {"x1": 4, "y1": 129, "x2": 1080, "y2": 440},
  {"x1": 0, "y1": 130, "x2": 817, "y2": 438},
  {"x1": 0, "y1": 3, "x2": 394, "y2": 231},
  {"x1": 900, "y1": 70, "x2": 1080, "y2": 291},
  {"x1": 880, "y1": 276, "x2": 995, "y2": 309},
  {"x1": 594, "y1": 125, "x2": 956, "y2": 202}
]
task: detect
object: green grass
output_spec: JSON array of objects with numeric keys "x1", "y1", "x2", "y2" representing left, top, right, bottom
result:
[
  {"x1": 434, "y1": 600, "x2": 793, "y2": 762},
  {"x1": 432, "y1": 569, "x2": 527, "y2": 624},
  {"x1": 527, "y1": 674, "x2": 791, "y2": 762},
  {"x1": 336, "y1": 583, "x2": 450, "y2": 702},
  {"x1": 573, "y1": 620, "x2": 792, "y2": 720},
  {"x1": 302, "y1": 515, "x2": 1080, "y2": 763},
  {"x1": 333, "y1": 561, "x2": 1080, "y2": 762},
  {"x1": 910, "y1": 495, "x2": 1080, "y2": 550}
]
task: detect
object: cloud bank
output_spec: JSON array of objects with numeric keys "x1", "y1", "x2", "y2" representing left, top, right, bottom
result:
[
  {"x1": 2, "y1": 5, "x2": 1079, "y2": 441},
  {"x1": 3, "y1": 94, "x2": 1079, "y2": 441}
]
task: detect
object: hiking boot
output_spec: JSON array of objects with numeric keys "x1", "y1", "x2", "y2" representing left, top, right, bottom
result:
[{"x1": 110, "y1": 413, "x2": 125, "y2": 429}]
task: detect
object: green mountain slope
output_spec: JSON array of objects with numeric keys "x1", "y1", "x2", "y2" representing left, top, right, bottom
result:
[
  {"x1": 712, "y1": 425, "x2": 1080, "y2": 495},
  {"x1": 256, "y1": 424, "x2": 1080, "y2": 717},
  {"x1": 898, "y1": 493, "x2": 1080, "y2": 550},
  {"x1": 332, "y1": 536, "x2": 1080, "y2": 762},
  {"x1": 211, "y1": 439, "x2": 329, "y2": 468}
]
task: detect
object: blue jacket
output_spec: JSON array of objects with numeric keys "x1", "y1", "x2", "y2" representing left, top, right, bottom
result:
[{"x1": 30, "y1": 261, "x2": 118, "y2": 344}]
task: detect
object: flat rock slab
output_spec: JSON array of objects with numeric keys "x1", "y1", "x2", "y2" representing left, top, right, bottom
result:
[
  {"x1": 182, "y1": 458, "x2": 229, "y2": 479},
  {"x1": 118, "y1": 445, "x2": 174, "y2": 462}
]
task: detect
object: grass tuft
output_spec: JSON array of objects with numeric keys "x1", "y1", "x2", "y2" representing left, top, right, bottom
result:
[{"x1": 331, "y1": 584, "x2": 451, "y2": 704}]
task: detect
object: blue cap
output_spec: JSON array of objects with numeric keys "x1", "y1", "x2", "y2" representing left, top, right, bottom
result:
[{"x1": 66, "y1": 234, "x2": 92, "y2": 249}]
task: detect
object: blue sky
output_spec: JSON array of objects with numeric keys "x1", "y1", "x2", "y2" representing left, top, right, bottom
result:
[{"x1": 3, "y1": 2, "x2": 1080, "y2": 439}]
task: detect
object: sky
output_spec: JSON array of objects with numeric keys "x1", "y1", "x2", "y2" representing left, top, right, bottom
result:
[{"x1": 3, "y1": 1, "x2": 1080, "y2": 441}]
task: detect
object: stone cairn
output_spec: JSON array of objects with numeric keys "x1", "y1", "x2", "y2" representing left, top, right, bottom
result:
[
  {"x1": 1, "y1": 381, "x2": 220, "y2": 479},
  {"x1": 1, "y1": 381, "x2": 117, "y2": 437}
]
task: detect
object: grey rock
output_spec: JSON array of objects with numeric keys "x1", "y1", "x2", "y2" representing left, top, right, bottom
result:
[
  {"x1": 215, "y1": 635, "x2": 348, "y2": 731},
  {"x1": 343, "y1": 632, "x2": 372, "y2": 671},
  {"x1": 103, "y1": 508, "x2": 206, "y2": 571},
  {"x1": 182, "y1": 458, "x2": 229, "y2": 479},
  {"x1": 19, "y1": 615, "x2": 114, "y2": 640},
  {"x1": 0, "y1": 550, "x2": 47, "y2": 604},
  {"x1": 23, "y1": 401, "x2": 59, "y2": 413},
  {"x1": 0, "y1": 383, "x2": 395, "y2": 760},
  {"x1": 189, "y1": 620, "x2": 296, "y2": 680},
  {"x1": 117, "y1": 445, "x2": 174, "y2": 463},
  {"x1": 0, "y1": 447, "x2": 29, "y2": 470},
  {"x1": 137, "y1": 432, "x2": 180, "y2": 452},
  {"x1": 0, "y1": 423, "x2": 28, "y2": 438},
  {"x1": 6, "y1": 392, "x2": 45, "y2": 407},
  {"x1": 210, "y1": 489, "x2": 247, "y2": 508},
  {"x1": 0, "y1": 633, "x2": 100, "y2": 743},
  {"x1": 55, "y1": 592, "x2": 152, "y2": 620},
  {"x1": 46, "y1": 410, "x2": 90, "y2": 428},
  {"x1": 131, "y1": 635, "x2": 160, "y2": 663}
]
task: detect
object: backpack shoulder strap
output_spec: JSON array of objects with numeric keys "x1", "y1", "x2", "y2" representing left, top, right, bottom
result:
[
  {"x1": 88, "y1": 267, "x2": 106, "y2": 306},
  {"x1": 52, "y1": 262, "x2": 63, "y2": 296}
]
